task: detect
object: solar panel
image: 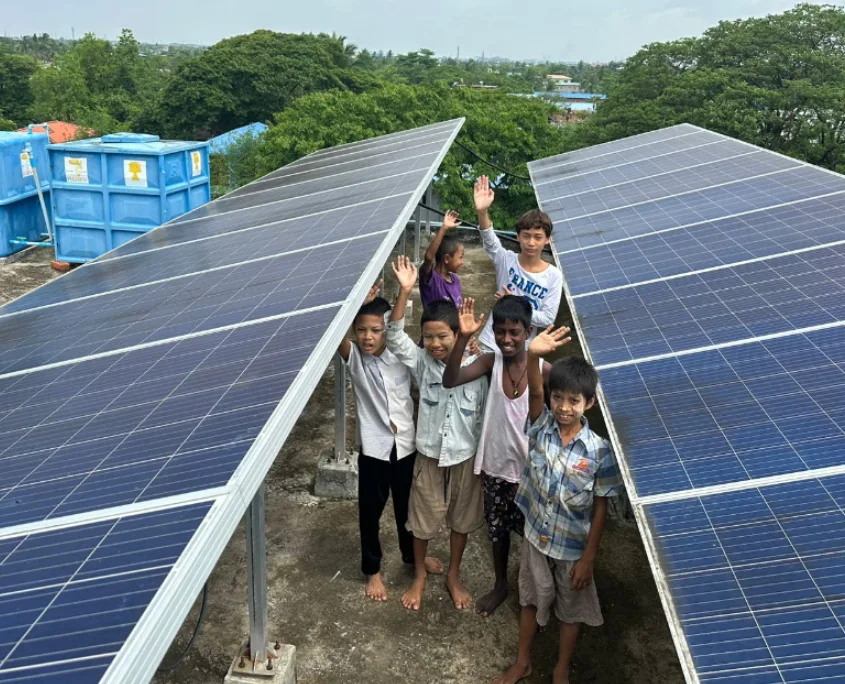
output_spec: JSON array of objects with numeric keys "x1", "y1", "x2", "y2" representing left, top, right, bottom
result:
[
  {"x1": 644, "y1": 476, "x2": 845, "y2": 682},
  {"x1": 529, "y1": 123, "x2": 845, "y2": 684},
  {"x1": 0, "y1": 118, "x2": 463, "y2": 683}
]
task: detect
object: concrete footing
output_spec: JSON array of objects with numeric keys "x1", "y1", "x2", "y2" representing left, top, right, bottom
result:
[
  {"x1": 314, "y1": 451, "x2": 358, "y2": 499},
  {"x1": 224, "y1": 642, "x2": 296, "y2": 684}
]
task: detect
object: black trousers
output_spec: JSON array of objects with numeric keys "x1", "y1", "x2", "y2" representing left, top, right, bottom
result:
[{"x1": 358, "y1": 448, "x2": 416, "y2": 576}]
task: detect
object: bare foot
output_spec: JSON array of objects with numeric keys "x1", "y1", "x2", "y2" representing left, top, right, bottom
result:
[
  {"x1": 477, "y1": 582, "x2": 509, "y2": 617},
  {"x1": 424, "y1": 556, "x2": 444, "y2": 574},
  {"x1": 553, "y1": 663, "x2": 569, "y2": 684},
  {"x1": 492, "y1": 661, "x2": 532, "y2": 684},
  {"x1": 365, "y1": 573, "x2": 388, "y2": 602},
  {"x1": 402, "y1": 575, "x2": 427, "y2": 611},
  {"x1": 445, "y1": 572, "x2": 472, "y2": 610}
]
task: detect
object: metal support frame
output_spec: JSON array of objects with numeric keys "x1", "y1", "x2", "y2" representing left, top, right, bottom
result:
[
  {"x1": 246, "y1": 485, "x2": 268, "y2": 667},
  {"x1": 227, "y1": 484, "x2": 282, "y2": 679},
  {"x1": 424, "y1": 184, "x2": 433, "y2": 237},
  {"x1": 413, "y1": 204, "x2": 422, "y2": 263},
  {"x1": 333, "y1": 355, "x2": 348, "y2": 462}
]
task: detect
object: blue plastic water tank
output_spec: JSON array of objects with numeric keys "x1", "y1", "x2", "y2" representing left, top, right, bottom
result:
[
  {"x1": 0, "y1": 131, "x2": 51, "y2": 257},
  {"x1": 48, "y1": 133, "x2": 210, "y2": 262}
]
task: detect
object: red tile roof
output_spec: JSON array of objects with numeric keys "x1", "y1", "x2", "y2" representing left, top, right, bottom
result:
[{"x1": 15, "y1": 121, "x2": 93, "y2": 144}]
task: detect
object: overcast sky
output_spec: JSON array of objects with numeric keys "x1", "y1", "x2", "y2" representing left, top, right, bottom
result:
[{"x1": 0, "y1": 0, "x2": 809, "y2": 62}]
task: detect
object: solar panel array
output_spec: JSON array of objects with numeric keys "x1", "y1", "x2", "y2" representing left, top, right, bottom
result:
[
  {"x1": 0, "y1": 118, "x2": 463, "y2": 684},
  {"x1": 529, "y1": 124, "x2": 845, "y2": 684}
]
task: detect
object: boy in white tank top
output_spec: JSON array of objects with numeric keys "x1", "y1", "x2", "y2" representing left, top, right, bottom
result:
[{"x1": 443, "y1": 296, "x2": 568, "y2": 617}]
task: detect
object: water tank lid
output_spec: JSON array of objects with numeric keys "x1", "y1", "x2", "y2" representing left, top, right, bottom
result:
[{"x1": 101, "y1": 133, "x2": 160, "y2": 143}]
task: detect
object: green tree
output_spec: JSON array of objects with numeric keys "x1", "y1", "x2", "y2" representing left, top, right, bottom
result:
[
  {"x1": 28, "y1": 30, "x2": 158, "y2": 134},
  {"x1": 248, "y1": 84, "x2": 568, "y2": 226},
  {"x1": 0, "y1": 52, "x2": 38, "y2": 125},
  {"x1": 573, "y1": 4, "x2": 845, "y2": 172},
  {"x1": 153, "y1": 31, "x2": 357, "y2": 139}
]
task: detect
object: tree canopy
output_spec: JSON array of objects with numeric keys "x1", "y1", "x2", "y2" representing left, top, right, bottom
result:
[
  {"x1": 572, "y1": 3, "x2": 845, "y2": 172},
  {"x1": 249, "y1": 84, "x2": 569, "y2": 226},
  {"x1": 152, "y1": 31, "x2": 365, "y2": 140}
]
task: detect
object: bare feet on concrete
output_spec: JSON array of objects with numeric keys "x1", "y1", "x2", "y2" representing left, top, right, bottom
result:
[
  {"x1": 477, "y1": 582, "x2": 509, "y2": 617},
  {"x1": 402, "y1": 575, "x2": 427, "y2": 611},
  {"x1": 365, "y1": 573, "x2": 388, "y2": 602},
  {"x1": 424, "y1": 556, "x2": 444, "y2": 574},
  {"x1": 445, "y1": 572, "x2": 472, "y2": 610},
  {"x1": 492, "y1": 661, "x2": 532, "y2": 684}
]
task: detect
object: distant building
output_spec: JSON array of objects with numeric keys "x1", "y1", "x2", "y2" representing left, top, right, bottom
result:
[
  {"x1": 16, "y1": 121, "x2": 91, "y2": 143},
  {"x1": 545, "y1": 75, "x2": 583, "y2": 93},
  {"x1": 533, "y1": 91, "x2": 607, "y2": 119},
  {"x1": 451, "y1": 81, "x2": 499, "y2": 90}
]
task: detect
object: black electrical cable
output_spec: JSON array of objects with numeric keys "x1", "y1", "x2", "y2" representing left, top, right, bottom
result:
[
  {"x1": 418, "y1": 203, "x2": 479, "y2": 230},
  {"x1": 157, "y1": 583, "x2": 209, "y2": 674},
  {"x1": 453, "y1": 140, "x2": 533, "y2": 182},
  {"x1": 417, "y1": 203, "x2": 551, "y2": 254}
]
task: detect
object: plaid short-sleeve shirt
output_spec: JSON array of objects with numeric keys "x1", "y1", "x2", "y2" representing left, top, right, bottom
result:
[{"x1": 515, "y1": 407, "x2": 623, "y2": 561}]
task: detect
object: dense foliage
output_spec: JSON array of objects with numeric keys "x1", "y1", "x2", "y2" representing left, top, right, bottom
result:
[
  {"x1": 571, "y1": 4, "x2": 845, "y2": 172},
  {"x1": 6, "y1": 4, "x2": 845, "y2": 222},
  {"x1": 248, "y1": 84, "x2": 569, "y2": 224}
]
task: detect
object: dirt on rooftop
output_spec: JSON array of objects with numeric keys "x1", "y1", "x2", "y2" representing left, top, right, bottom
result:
[{"x1": 0, "y1": 236, "x2": 684, "y2": 684}]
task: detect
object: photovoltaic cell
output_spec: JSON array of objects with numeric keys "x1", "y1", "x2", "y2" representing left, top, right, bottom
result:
[
  {"x1": 553, "y1": 165, "x2": 845, "y2": 251},
  {"x1": 529, "y1": 123, "x2": 845, "y2": 684},
  {"x1": 0, "y1": 235, "x2": 379, "y2": 375},
  {"x1": 530, "y1": 123, "x2": 700, "y2": 173},
  {"x1": 0, "y1": 502, "x2": 211, "y2": 682},
  {"x1": 0, "y1": 118, "x2": 464, "y2": 683},
  {"x1": 0, "y1": 307, "x2": 335, "y2": 527},
  {"x1": 540, "y1": 150, "x2": 801, "y2": 220},
  {"x1": 175, "y1": 154, "x2": 439, "y2": 222},
  {"x1": 560, "y1": 192, "x2": 845, "y2": 296},
  {"x1": 576, "y1": 244, "x2": 845, "y2": 365},
  {"x1": 535, "y1": 139, "x2": 749, "y2": 196},
  {"x1": 600, "y1": 328, "x2": 845, "y2": 496},
  {"x1": 4, "y1": 194, "x2": 412, "y2": 312},
  {"x1": 644, "y1": 477, "x2": 845, "y2": 682}
]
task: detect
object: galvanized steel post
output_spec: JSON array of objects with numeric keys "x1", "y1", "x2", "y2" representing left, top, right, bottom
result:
[
  {"x1": 333, "y1": 355, "x2": 347, "y2": 461},
  {"x1": 245, "y1": 484, "x2": 268, "y2": 669},
  {"x1": 413, "y1": 204, "x2": 422, "y2": 263},
  {"x1": 424, "y1": 183, "x2": 433, "y2": 236}
]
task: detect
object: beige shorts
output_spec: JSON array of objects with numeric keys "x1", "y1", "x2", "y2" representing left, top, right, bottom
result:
[
  {"x1": 407, "y1": 455, "x2": 484, "y2": 540},
  {"x1": 518, "y1": 539, "x2": 604, "y2": 627}
]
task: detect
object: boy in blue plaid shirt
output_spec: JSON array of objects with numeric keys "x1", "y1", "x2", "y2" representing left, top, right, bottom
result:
[{"x1": 494, "y1": 326, "x2": 623, "y2": 684}]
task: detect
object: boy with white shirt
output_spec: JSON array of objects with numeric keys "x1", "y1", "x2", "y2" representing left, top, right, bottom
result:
[
  {"x1": 474, "y1": 175, "x2": 563, "y2": 353},
  {"x1": 337, "y1": 285, "x2": 441, "y2": 602}
]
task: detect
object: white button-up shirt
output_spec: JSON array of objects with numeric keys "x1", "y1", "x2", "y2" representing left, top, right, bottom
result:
[
  {"x1": 387, "y1": 318, "x2": 487, "y2": 467},
  {"x1": 344, "y1": 343, "x2": 416, "y2": 461}
]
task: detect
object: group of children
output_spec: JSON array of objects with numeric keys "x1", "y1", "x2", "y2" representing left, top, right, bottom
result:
[{"x1": 337, "y1": 175, "x2": 623, "y2": 683}]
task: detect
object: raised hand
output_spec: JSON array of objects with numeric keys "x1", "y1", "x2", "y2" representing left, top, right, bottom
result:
[
  {"x1": 494, "y1": 285, "x2": 514, "y2": 301},
  {"x1": 457, "y1": 298, "x2": 485, "y2": 337},
  {"x1": 467, "y1": 336, "x2": 482, "y2": 357},
  {"x1": 528, "y1": 325, "x2": 572, "y2": 357},
  {"x1": 364, "y1": 279, "x2": 383, "y2": 304},
  {"x1": 392, "y1": 255, "x2": 418, "y2": 292},
  {"x1": 442, "y1": 210, "x2": 462, "y2": 231},
  {"x1": 474, "y1": 175, "x2": 495, "y2": 213}
]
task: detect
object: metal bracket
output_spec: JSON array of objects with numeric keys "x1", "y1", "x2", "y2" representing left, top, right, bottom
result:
[
  {"x1": 229, "y1": 637, "x2": 283, "y2": 678},
  {"x1": 333, "y1": 355, "x2": 347, "y2": 463},
  {"x1": 229, "y1": 484, "x2": 281, "y2": 678}
]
